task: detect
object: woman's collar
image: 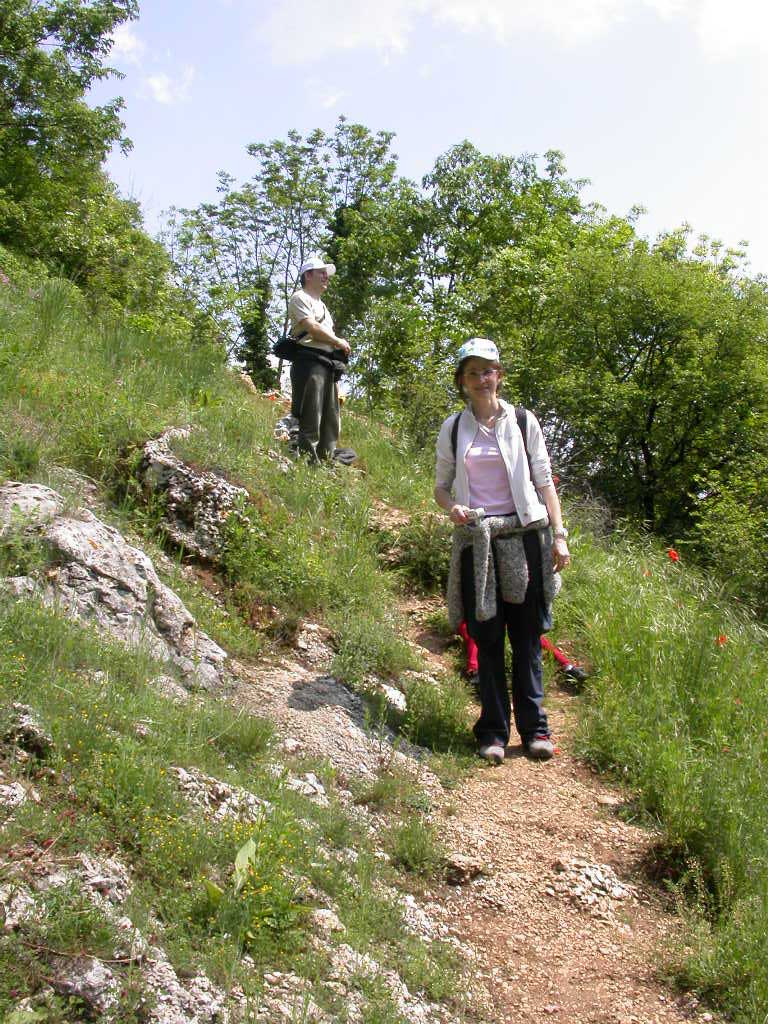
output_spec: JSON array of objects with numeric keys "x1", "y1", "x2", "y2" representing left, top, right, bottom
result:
[{"x1": 464, "y1": 399, "x2": 511, "y2": 424}]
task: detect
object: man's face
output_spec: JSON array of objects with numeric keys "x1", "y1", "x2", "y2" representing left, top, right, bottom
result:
[{"x1": 306, "y1": 268, "x2": 329, "y2": 291}]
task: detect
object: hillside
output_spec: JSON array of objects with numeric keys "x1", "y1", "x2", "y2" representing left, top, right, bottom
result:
[{"x1": 1, "y1": 277, "x2": 768, "y2": 1023}]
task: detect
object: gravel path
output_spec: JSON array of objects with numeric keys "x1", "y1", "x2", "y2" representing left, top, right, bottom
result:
[{"x1": 401, "y1": 596, "x2": 717, "y2": 1024}]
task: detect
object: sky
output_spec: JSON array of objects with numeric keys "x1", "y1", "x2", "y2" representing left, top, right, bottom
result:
[{"x1": 90, "y1": 0, "x2": 768, "y2": 276}]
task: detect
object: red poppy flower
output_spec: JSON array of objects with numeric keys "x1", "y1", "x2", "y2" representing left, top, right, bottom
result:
[
  {"x1": 717, "y1": 634, "x2": 728, "y2": 647},
  {"x1": 667, "y1": 548, "x2": 680, "y2": 562}
]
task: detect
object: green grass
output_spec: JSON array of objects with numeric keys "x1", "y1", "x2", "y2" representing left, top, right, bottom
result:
[
  {"x1": 556, "y1": 520, "x2": 768, "y2": 1021},
  {"x1": 0, "y1": 596, "x2": 468, "y2": 1021},
  {"x1": 4, "y1": 275, "x2": 768, "y2": 1021}
]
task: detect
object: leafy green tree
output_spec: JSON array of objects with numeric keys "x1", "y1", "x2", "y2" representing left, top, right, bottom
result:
[
  {"x1": 416, "y1": 144, "x2": 583, "y2": 306},
  {"x1": 0, "y1": 0, "x2": 137, "y2": 270},
  {"x1": 166, "y1": 119, "x2": 402, "y2": 376},
  {"x1": 477, "y1": 219, "x2": 768, "y2": 533},
  {"x1": 343, "y1": 142, "x2": 588, "y2": 438},
  {"x1": 240, "y1": 274, "x2": 277, "y2": 389}
]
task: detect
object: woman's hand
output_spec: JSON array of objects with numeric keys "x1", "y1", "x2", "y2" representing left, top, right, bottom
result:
[
  {"x1": 449, "y1": 504, "x2": 472, "y2": 525},
  {"x1": 553, "y1": 537, "x2": 570, "y2": 572}
]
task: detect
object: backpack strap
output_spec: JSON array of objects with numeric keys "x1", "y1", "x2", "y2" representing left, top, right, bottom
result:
[
  {"x1": 515, "y1": 406, "x2": 535, "y2": 484},
  {"x1": 450, "y1": 412, "x2": 461, "y2": 458}
]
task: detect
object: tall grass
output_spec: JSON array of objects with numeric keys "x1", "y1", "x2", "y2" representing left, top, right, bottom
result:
[
  {"x1": 558, "y1": 522, "x2": 768, "y2": 1021},
  {"x1": 0, "y1": 276, "x2": 223, "y2": 480}
]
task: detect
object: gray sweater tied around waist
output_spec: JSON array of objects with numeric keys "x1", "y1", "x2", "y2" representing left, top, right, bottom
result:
[{"x1": 446, "y1": 515, "x2": 561, "y2": 631}]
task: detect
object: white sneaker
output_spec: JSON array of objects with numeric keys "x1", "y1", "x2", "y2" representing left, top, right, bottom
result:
[
  {"x1": 478, "y1": 742, "x2": 505, "y2": 765},
  {"x1": 525, "y1": 734, "x2": 554, "y2": 760}
]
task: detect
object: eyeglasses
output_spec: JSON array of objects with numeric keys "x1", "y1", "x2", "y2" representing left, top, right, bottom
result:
[{"x1": 464, "y1": 368, "x2": 498, "y2": 380}]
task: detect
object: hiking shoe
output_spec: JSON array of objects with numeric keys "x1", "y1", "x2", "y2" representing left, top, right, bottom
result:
[
  {"x1": 478, "y1": 742, "x2": 505, "y2": 765},
  {"x1": 525, "y1": 734, "x2": 555, "y2": 760}
]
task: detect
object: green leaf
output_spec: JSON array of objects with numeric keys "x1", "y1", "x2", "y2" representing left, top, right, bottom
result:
[
  {"x1": 203, "y1": 877, "x2": 224, "y2": 907},
  {"x1": 233, "y1": 837, "x2": 256, "y2": 894}
]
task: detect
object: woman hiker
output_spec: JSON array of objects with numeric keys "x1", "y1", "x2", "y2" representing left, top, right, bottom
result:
[{"x1": 434, "y1": 338, "x2": 571, "y2": 764}]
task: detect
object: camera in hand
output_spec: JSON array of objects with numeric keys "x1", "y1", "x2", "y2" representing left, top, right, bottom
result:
[{"x1": 465, "y1": 507, "x2": 485, "y2": 523}]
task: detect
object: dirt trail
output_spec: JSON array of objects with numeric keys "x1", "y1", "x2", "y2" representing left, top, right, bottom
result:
[
  {"x1": 402, "y1": 595, "x2": 714, "y2": 1024},
  {"x1": 232, "y1": 579, "x2": 718, "y2": 1024}
]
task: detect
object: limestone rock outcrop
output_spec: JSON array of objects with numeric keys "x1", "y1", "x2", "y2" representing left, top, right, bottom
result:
[
  {"x1": 137, "y1": 428, "x2": 250, "y2": 560},
  {"x1": 0, "y1": 481, "x2": 228, "y2": 690}
]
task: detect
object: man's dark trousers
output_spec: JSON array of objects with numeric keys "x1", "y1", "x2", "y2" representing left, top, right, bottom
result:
[{"x1": 290, "y1": 356, "x2": 339, "y2": 463}]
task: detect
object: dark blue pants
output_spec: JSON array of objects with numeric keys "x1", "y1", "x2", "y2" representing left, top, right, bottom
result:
[{"x1": 461, "y1": 531, "x2": 550, "y2": 747}]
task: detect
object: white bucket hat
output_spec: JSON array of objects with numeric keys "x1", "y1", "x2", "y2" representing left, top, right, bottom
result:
[
  {"x1": 456, "y1": 337, "x2": 499, "y2": 365},
  {"x1": 300, "y1": 255, "x2": 336, "y2": 277}
]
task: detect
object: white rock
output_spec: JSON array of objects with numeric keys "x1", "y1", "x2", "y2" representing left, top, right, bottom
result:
[
  {"x1": 0, "y1": 482, "x2": 230, "y2": 691},
  {"x1": 0, "y1": 782, "x2": 27, "y2": 811},
  {"x1": 311, "y1": 908, "x2": 345, "y2": 934},
  {"x1": 137, "y1": 428, "x2": 250, "y2": 561},
  {"x1": 0, "y1": 883, "x2": 37, "y2": 932},
  {"x1": 52, "y1": 957, "x2": 119, "y2": 1013},
  {"x1": 169, "y1": 764, "x2": 271, "y2": 822}
]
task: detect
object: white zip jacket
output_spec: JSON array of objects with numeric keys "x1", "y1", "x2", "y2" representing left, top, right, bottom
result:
[{"x1": 434, "y1": 399, "x2": 553, "y2": 527}]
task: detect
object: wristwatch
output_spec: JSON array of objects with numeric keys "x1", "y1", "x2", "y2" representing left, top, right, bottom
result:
[{"x1": 552, "y1": 527, "x2": 569, "y2": 540}]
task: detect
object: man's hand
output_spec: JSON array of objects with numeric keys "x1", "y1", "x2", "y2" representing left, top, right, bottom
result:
[{"x1": 336, "y1": 339, "x2": 351, "y2": 357}]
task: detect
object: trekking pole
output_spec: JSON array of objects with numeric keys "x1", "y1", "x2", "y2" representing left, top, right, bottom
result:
[{"x1": 541, "y1": 636, "x2": 588, "y2": 684}]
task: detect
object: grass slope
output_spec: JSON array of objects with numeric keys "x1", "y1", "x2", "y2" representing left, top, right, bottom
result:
[{"x1": 1, "y1": 270, "x2": 768, "y2": 1021}]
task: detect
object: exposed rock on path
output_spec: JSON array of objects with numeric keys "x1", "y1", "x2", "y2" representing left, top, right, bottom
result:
[{"x1": 233, "y1": 648, "x2": 441, "y2": 792}]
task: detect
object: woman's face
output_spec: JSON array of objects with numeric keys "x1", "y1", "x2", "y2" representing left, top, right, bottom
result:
[{"x1": 460, "y1": 357, "x2": 501, "y2": 403}]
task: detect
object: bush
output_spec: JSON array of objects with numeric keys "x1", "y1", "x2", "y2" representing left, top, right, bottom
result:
[{"x1": 385, "y1": 512, "x2": 452, "y2": 592}]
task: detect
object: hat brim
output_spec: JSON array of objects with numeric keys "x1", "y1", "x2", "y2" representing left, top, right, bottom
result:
[
  {"x1": 456, "y1": 339, "x2": 500, "y2": 365},
  {"x1": 300, "y1": 261, "x2": 336, "y2": 277}
]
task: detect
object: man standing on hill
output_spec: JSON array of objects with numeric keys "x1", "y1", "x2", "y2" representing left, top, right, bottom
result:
[{"x1": 287, "y1": 256, "x2": 351, "y2": 463}]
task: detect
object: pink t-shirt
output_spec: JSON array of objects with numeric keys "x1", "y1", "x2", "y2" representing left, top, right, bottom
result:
[{"x1": 465, "y1": 424, "x2": 516, "y2": 516}]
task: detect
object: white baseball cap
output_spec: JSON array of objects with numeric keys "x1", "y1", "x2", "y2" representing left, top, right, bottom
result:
[
  {"x1": 456, "y1": 337, "x2": 499, "y2": 365},
  {"x1": 300, "y1": 255, "x2": 336, "y2": 277}
]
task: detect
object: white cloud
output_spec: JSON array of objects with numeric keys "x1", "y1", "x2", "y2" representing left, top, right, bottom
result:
[
  {"x1": 693, "y1": 0, "x2": 768, "y2": 59},
  {"x1": 258, "y1": 0, "x2": 768, "y2": 62},
  {"x1": 261, "y1": 0, "x2": 430, "y2": 63},
  {"x1": 642, "y1": 0, "x2": 689, "y2": 16},
  {"x1": 142, "y1": 65, "x2": 196, "y2": 105},
  {"x1": 304, "y1": 76, "x2": 346, "y2": 109},
  {"x1": 434, "y1": 0, "x2": 629, "y2": 46},
  {"x1": 110, "y1": 23, "x2": 146, "y2": 65},
  {"x1": 319, "y1": 89, "x2": 345, "y2": 109}
]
